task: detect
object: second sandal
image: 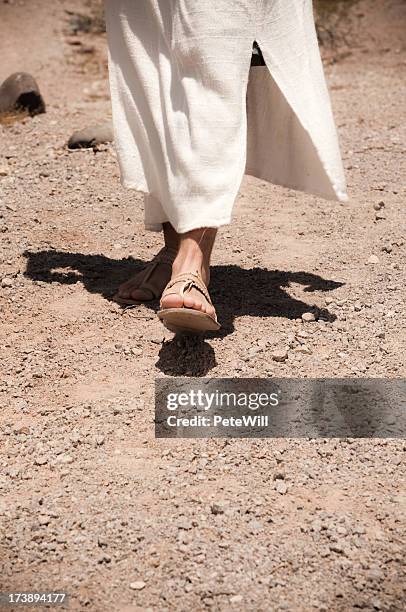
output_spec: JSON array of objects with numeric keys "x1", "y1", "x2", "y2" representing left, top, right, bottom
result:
[{"x1": 157, "y1": 271, "x2": 220, "y2": 335}]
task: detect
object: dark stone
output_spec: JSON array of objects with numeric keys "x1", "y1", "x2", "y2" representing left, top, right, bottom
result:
[
  {"x1": 67, "y1": 121, "x2": 114, "y2": 149},
  {"x1": 0, "y1": 72, "x2": 46, "y2": 116}
]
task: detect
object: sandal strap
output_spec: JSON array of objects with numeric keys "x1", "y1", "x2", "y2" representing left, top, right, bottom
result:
[
  {"x1": 153, "y1": 246, "x2": 177, "y2": 266},
  {"x1": 161, "y1": 271, "x2": 213, "y2": 306},
  {"x1": 136, "y1": 247, "x2": 177, "y2": 298}
]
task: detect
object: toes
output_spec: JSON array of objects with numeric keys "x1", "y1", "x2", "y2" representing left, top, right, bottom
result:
[
  {"x1": 118, "y1": 288, "x2": 131, "y2": 299},
  {"x1": 161, "y1": 294, "x2": 183, "y2": 309},
  {"x1": 117, "y1": 279, "x2": 138, "y2": 299},
  {"x1": 160, "y1": 285, "x2": 216, "y2": 319},
  {"x1": 183, "y1": 295, "x2": 202, "y2": 311}
]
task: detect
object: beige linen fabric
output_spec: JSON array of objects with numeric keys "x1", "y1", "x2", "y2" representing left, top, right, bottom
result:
[{"x1": 105, "y1": 0, "x2": 348, "y2": 233}]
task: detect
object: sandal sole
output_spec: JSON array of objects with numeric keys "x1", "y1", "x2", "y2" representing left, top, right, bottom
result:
[
  {"x1": 113, "y1": 293, "x2": 156, "y2": 306},
  {"x1": 157, "y1": 308, "x2": 220, "y2": 335}
]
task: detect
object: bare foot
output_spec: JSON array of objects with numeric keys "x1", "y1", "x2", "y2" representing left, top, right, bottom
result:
[
  {"x1": 160, "y1": 228, "x2": 217, "y2": 317},
  {"x1": 116, "y1": 246, "x2": 176, "y2": 302}
]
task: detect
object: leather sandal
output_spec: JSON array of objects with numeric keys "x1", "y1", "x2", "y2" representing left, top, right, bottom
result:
[
  {"x1": 113, "y1": 246, "x2": 177, "y2": 305},
  {"x1": 157, "y1": 271, "x2": 220, "y2": 334}
]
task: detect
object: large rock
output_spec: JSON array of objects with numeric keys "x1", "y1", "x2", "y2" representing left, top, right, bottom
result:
[
  {"x1": 0, "y1": 72, "x2": 45, "y2": 116},
  {"x1": 68, "y1": 121, "x2": 114, "y2": 149}
]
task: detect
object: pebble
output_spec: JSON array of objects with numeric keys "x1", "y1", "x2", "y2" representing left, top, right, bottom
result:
[
  {"x1": 1, "y1": 277, "x2": 14, "y2": 288},
  {"x1": 14, "y1": 424, "x2": 30, "y2": 434},
  {"x1": 230, "y1": 595, "x2": 243, "y2": 604},
  {"x1": 367, "y1": 255, "x2": 380, "y2": 264},
  {"x1": 129, "y1": 581, "x2": 146, "y2": 591},
  {"x1": 59, "y1": 454, "x2": 74, "y2": 465},
  {"x1": 248, "y1": 520, "x2": 263, "y2": 532},
  {"x1": 68, "y1": 121, "x2": 113, "y2": 149},
  {"x1": 177, "y1": 518, "x2": 193, "y2": 530},
  {"x1": 34, "y1": 456, "x2": 48, "y2": 466},
  {"x1": 0, "y1": 166, "x2": 9, "y2": 177},
  {"x1": 210, "y1": 502, "x2": 226, "y2": 515},
  {"x1": 375, "y1": 211, "x2": 386, "y2": 220},
  {"x1": 302, "y1": 312, "x2": 316, "y2": 322},
  {"x1": 150, "y1": 333, "x2": 164, "y2": 345},
  {"x1": 296, "y1": 330, "x2": 309, "y2": 339},
  {"x1": 329, "y1": 543, "x2": 344, "y2": 554},
  {"x1": 373, "y1": 201, "x2": 385, "y2": 211},
  {"x1": 271, "y1": 348, "x2": 288, "y2": 362},
  {"x1": 275, "y1": 480, "x2": 288, "y2": 494},
  {"x1": 8, "y1": 466, "x2": 20, "y2": 478}
]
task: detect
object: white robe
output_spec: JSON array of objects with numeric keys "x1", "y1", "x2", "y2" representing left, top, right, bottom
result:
[{"x1": 105, "y1": 0, "x2": 348, "y2": 233}]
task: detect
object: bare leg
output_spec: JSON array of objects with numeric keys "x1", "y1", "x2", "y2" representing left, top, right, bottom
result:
[{"x1": 160, "y1": 227, "x2": 217, "y2": 316}]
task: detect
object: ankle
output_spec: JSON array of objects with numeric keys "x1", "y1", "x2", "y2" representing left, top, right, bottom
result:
[
  {"x1": 172, "y1": 250, "x2": 204, "y2": 275},
  {"x1": 163, "y1": 222, "x2": 180, "y2": 251}
]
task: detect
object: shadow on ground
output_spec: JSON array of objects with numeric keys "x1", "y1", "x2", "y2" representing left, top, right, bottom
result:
[{"x1": 23, "y1": 249, "x2": 344, "y2": 375}]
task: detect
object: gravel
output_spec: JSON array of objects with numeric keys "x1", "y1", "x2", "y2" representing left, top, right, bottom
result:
[{"x1": 0, "y1": 1, "x2": 405, "y2": 611}]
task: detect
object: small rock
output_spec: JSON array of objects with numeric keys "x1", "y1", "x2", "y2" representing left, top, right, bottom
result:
[
  {"x1": 129, "y1": 581, "x2": 146, "y2": 591},
  {"x1": 59, "y1": 454, "x2": 74, "y2": 465},
  {"x1": 13, "y1": 424, "x2": 30, "y2": 435},
  {"x1": 68, "y1": 121, "x2": 113, "y2": 149},
  {"x1": 8, "y1": 466, "x2": 20, "y2": 479},
  {"x1": 381, "y1": 244, "x2": 392, "y2": 253},
  {"x1": 34, "y1": 456, "x2": 48, "y2": 466},
  {"x1": 368, "y1": 568, "x2": 384, "y2": 581},
  {"x1": 1, "y1": 277, "x2": 14, "y2": 288},
  {"x1": 95, "y1": 435, "x2": 105, "y2": 446},
  {"x1": 275, "y1": 480, "x2": 288, "y2": 494},
  {"x1": 367, "y1": 255, "x2": 380, "y2": 265},
  {"x1": 150, "y1": 333, "x2": 164, "y2": 345},
  {"x1": 375, "y1": 211, "x2": 386, "y2": 221},
  {"x1": 0, "y1": 166, "x2": 10, "y2": 177},
  {"x1": 98, "y1": 536, "x2": 108, "y2": 548},
  {"x1": 373, "y1": 201, "x2": 385, "y2": 211},
  {"x1": 248, "y1": 520, "x2": 263, "y2": 532},
  {"x1": 177, "y1": 518, "x2": 193, "y2": 530},
  {"x1": 296, "y1": 330, "x2": 309, "y2": 339},
  {"x1": 353, "y1": 301, "x2": 362, "y2": 311},
  {"x1": 0, "y1": 72, "x2": 45, "y2": 116},
  {"x1": 210, "y1": 502, "x2": 226, "y2": 515},
  {"x1": 38, "y1": 515, "x2": 51, "y2": 526},
  {"x1": 271, "y1": 348, "x2": 288, "y2": 362},
  {"x1": 230, "y1": 595, "x2": 243, "y2": 604},
  {"x1": 302, "y1": 312, "x2": 316, "y2": 322},
  {"x1": 329, "y1": 543, "x2": 344, "y2": 554}
]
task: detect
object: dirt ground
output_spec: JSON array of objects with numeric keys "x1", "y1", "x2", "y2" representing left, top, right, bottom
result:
[{"x1": 0, "y1": 0, "x2": 405, "y2": 610}]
